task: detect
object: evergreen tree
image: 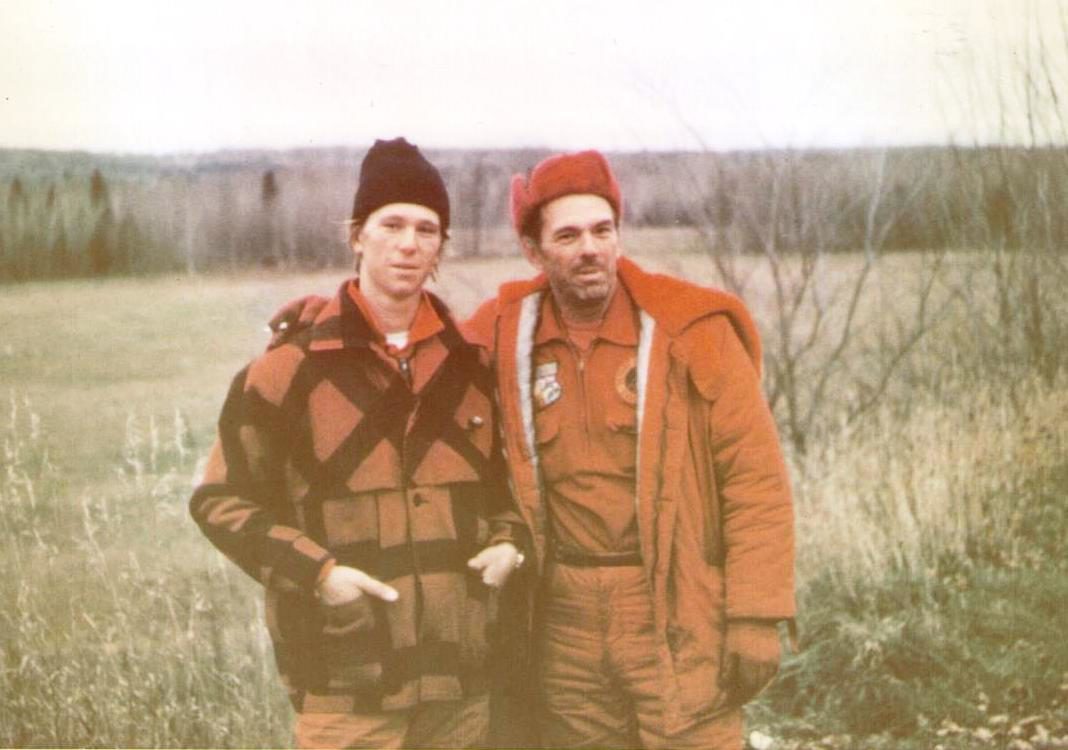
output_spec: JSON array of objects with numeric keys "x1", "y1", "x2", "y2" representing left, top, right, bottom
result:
[
  {"x1": 261, "y1": 170, "x2": 279, "y2": 205},
  {"x1": 88, "y1": 214, "x2": 114, "y2": 275},
  {"x1": 52, "y1": 227, "x2": 70, "y2": 276},
  {"x1": 90, "y1": 169, "x2": 110, "y2": 209},
  {"x1": 260, "y1": 169, "x2": 282, "y2": 266},
  {"x1": 4, "y1": 178, "x2": 28, "y2": 280},
  {"x1": 7, "y1": 177, "x2": 26, "y2": 211},
  {"x1": 87, "y1": 169, "x2": 114, "y2": 275}
]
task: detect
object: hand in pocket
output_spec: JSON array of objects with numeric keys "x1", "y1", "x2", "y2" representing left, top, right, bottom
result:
[{"x1": 322, "y1": 592, "x2": 377, "y2": 636}]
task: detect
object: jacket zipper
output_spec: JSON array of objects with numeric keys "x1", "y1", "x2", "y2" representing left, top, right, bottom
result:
[{"x1": 567, "y1": 340, "x2": 592, "y2": 451}]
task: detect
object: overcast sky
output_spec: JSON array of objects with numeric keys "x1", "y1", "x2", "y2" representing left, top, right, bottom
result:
[{"x1": 2, "y1": 0, "x2": 1065, "y2": 154}]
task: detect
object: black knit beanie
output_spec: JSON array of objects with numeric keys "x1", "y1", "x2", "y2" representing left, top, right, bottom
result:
[{"x1": 350, "y1": 138, "x2": 450, "y2": 231}]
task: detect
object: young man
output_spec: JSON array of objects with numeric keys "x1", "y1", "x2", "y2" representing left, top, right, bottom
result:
[
  {"x1": 271, "y1": 149, "x2": 796, "y2": 750},
  {"x1": 190, "y1": 138, "x2": 523, "y2": 749}
]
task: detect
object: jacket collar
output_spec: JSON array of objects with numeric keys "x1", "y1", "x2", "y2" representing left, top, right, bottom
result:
[
  {"x1": 307, "y1": 281, "x2": 466, "y2": 353},
  {"x1": 494, "y1": 257, "x2": 762, "y2": 370}
]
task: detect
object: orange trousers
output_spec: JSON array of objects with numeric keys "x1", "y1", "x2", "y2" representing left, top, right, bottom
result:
[
  {"x1": 294, "y1": 693, "x2": 488, "y2": 749},
  {"x1": 539, "y1": 563, "x2": 742, "y2": 749}
]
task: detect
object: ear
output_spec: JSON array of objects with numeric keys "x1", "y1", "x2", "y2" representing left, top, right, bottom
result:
[
  {"x1": 520, "y1": 237, "x2": 544, "y2": 271},
  {"x1": 348, "y1": 223, "x2": 363, "y2": 267},
  {"x1": 429, "y1": 246, "x2": 442, "y2": 282}
]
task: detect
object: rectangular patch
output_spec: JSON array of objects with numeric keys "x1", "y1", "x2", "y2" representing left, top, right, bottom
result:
[
  {"x1": 533, "y1": 375, "x2": 562, "y2": 410},
  {"x1": 535, "y1": 360, "x2": 558, "y2": 378}
]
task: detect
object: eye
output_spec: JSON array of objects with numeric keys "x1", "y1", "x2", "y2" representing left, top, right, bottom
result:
[
  {"x1": 416, "y1": 223, "x2": 439, "y2": 236},
  {"x1": 555, "y1": 230, "x2": 577, "y2": 243},
  {"x1": 382, "y1": 220, "x2": 402, "y2": 231}
]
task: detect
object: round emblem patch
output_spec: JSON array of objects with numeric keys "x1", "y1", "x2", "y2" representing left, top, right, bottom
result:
[{"x1": 615, "y1": 356, "x2": 638, "y2": 405}]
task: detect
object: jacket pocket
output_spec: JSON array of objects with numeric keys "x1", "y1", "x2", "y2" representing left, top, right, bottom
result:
[
  {"x1": 452, "y1": 386, "x2": 495, "y2": 460},
  {"x1": 459, "y1": 575, "x2": 500, "y2": 673},
  {"x1": 321, "y1": 594, "x2": 376, "y2": 637},
  {"x1": 667, "y1": 562, "x2": 727, "y2": 714},
  {"x1": 533, "y1": 403, "x2": 561, "y2": 445},
  {"x1": 409, "y1": 387, "x2": 497, "y2": 486},
  {"x1": 318, "y1": 595, "x2": 388, "y2": 692},
  {"x1": 605, "y1": 405, "x2": 638, "y2": 473},
  {"x1": 533, "y1": 405, "x2": 565, "y2": 476}
]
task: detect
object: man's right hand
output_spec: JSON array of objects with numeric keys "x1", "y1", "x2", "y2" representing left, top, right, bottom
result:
[
  {"x1": 267, "y1": 294, "x2": 329, "y2": 349},
  {"x1": 719, "y1": 619, "x2": 781, "y2": 706},
  {"x1": 317, "y1": 564, "x2": 399, "y2": 606}
]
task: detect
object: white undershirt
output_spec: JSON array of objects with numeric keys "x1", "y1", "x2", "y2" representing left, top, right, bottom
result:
[{"x1": 384, "y1": 330, "x2": 410, "y2": 351}]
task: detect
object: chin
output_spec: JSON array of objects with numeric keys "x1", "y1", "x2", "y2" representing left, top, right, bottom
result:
[
  {"x1": 576, "y1": 282, "x2": 611, "y2": 301},
  {"x1": 386, "y1": 283, "x2": 424, "y2": 299}
]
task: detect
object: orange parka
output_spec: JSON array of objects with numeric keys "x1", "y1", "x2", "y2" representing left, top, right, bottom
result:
[{"x1": 466, "y1": 257, "x2": 796, "y2": 731}]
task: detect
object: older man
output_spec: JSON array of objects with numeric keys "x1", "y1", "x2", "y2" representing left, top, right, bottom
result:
[
  {"x1": 462, "y1": 150, "x2": 795, "y2": 749},
  {"x1": 271, "y1": 149, "x2": 795, "y2": 750}
]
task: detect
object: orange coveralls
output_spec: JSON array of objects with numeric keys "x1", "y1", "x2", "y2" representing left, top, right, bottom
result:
[{"x1": 466, "y1": 257, "x2": 795, "y2": 750}]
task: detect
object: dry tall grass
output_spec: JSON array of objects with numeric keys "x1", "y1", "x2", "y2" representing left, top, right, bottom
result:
[
  {"x1": 0, "y1": 398, "x2": 292, "y2": 746},
  {"x1": 0, "y1": 250, "x2": 1065, "y2": 747},
  {"x1": 795, "y1": 375, "x2": 1068, "y2": 597}
]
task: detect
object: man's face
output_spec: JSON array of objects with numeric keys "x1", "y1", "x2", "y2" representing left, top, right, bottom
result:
[
  {"x1": 523, "y1": 193, "x2": 621, "y2": 315},
  {"x1": 352, "y1": 202, "x2": 442, "y2": 302}
]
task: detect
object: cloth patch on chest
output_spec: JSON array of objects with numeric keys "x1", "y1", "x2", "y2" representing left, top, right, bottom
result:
[
  {"x1": 615, "y1": 356, "x2": 638, "y2": 405},
  {"x1": 533, "y1": 360, "x2": 562, "y2": 410}
]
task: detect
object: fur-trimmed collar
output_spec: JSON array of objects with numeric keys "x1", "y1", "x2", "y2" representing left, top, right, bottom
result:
[{"x1": 489, "y1": 257, "x2": 762, "y2": 370}]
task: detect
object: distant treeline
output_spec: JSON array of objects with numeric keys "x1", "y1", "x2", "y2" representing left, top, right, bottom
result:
[{"x1": 1, "y1": 145, "x2": 1066, "y2": 280}]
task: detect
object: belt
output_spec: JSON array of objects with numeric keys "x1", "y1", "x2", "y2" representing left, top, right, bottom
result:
[{"x1": 551, "y1": 546, "x2": 643, "y2": 568}]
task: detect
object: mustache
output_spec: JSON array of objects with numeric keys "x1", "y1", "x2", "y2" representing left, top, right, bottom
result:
[{"x1": 572, "y1": 261, "x2": 606, "y2": 273}]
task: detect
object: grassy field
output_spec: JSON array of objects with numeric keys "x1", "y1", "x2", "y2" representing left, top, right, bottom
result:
[{"x1": 1, "y1": 250, "x2": 1066, "y2": 748}]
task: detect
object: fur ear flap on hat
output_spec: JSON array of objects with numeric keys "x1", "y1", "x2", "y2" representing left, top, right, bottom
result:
[
  {"x1": 510, "y1": 150, "x2": 623, "y2": 237},
  {"x1": 510, "y1": 174, "x2": 532, "y2": 236}
]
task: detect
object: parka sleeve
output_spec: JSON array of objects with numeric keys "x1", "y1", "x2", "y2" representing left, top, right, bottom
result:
[
  {"x1": 693, "y1": 316, "x2": 795, "y2": 621},
  {"x1": 484, "y1": 422, "x2": 530, "y2": 555},
  {"x1": 483, "y1": 456, "x2": 527, "y2": 550},
  {"x1": 189, "y1": 360, "x2": 334, "y2": 594},
  {"x1": 462, "y1": 297, "x2": 501, "y2": 354},
  {"x1": 475, "y1": 346, "x2": 530, "y2": 554}
]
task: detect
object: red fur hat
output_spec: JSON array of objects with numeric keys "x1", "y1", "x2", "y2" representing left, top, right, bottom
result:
[{"x1": 510, "y1": 150, "x2": 623, "y2": 237}]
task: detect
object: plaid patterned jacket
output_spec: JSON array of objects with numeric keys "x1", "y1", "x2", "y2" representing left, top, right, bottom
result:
[{"x1": 190, "y1": 283, "x2": 520, "y2": 713}]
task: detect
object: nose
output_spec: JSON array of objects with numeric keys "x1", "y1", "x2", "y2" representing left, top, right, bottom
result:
[
  {"x1": 578, "y1": 230, "x2": 598, "y2": 257},
  {"x1": 397, "y1": 225, "x2": 418, "y2": 253}
]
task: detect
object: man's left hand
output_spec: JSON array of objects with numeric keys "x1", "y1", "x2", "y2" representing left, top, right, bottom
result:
[
  {"x1": 719, "y1": 619, "x2": 781, "y2": 707},
  {"x1": 467, "y1": 542, "x2": 521, "y2": 588}
]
